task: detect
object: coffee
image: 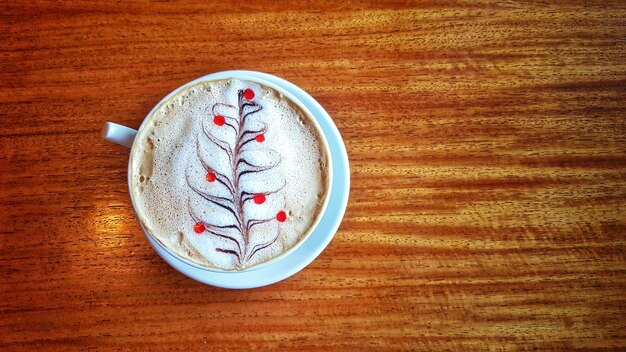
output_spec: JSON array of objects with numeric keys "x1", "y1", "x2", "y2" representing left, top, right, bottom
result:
[{"x1": 130, "y1": 79, "x2": 330, "y2": 270}]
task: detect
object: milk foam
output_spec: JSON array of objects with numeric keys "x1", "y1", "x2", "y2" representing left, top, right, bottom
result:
[{"x1": 130, "y1": 79, "x2": 329, "y2": 270}]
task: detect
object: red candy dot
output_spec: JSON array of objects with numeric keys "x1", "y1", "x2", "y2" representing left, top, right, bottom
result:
[
  {"x1": 213, "y1": 115, "x2": 225, "y2": 126},
  {"x1": 194, "y1": 222, "x2": 205, "y2": 233},
  {"x1": 206, "y1": 171, "x2": 216, "y2": 183},
  {"x1": 255, "y1": 134, "x2": 265, "y2": 143},
  {"x1": 243, "y1": 88, "x2": 255, "y2": 100},
  {"x1": 253, "y1": 193, "x2": 266, "y2": 204},
  {"x1": 276, "y1": 210, "x2": 287, "y2": 222}
]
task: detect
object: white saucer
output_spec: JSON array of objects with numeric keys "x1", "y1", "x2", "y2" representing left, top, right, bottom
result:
[{"x1": 143, "y1": 70, "x2": 350, "y2": 289}]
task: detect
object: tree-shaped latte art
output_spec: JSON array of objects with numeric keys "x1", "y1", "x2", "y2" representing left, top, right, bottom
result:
[{"x1": 186, "y1": 88, "x2": 287, "y2": 268}]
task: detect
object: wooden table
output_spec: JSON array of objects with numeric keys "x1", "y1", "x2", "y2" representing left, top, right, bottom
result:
[{"x1": 1, "y1": 1, "x2": 625, "y2": 350}]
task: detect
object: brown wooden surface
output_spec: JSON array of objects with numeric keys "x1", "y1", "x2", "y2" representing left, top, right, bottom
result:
[{"x1": 1, "y1": 1, "x2": 625, "y2": 350}]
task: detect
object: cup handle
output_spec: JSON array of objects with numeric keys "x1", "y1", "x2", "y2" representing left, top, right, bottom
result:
[{"x1": 102, "y1": 122, "x2": 138, "y2": 148}]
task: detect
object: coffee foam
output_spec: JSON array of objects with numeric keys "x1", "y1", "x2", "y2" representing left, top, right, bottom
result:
[{"x1": 130, "y1": 79, "x2": 329, "y2": 270}]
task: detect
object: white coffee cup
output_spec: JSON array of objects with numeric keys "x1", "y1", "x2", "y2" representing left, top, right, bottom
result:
[{"x1": 103, "y1": 70, "x2": 350, "y2": 288}]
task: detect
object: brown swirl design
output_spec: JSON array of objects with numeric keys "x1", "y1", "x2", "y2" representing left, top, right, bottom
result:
[{"x1": 187, "y1": 89, "x2": 285, "y2": 267}]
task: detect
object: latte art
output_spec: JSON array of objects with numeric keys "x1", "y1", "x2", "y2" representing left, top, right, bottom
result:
[
  {"x1": 130, "y1": 79, "x2": 329, "y2": 270},
  {"x1": 187, "y1": 88, "x2": 287, "y2": 266}
]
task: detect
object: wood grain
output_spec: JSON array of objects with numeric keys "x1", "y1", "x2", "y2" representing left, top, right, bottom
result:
[{"x1": 1, "y1": 1, "x2": 625, "y2": 350}]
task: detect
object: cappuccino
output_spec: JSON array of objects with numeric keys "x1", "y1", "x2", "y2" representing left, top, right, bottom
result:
[{"x1": 130, "y1": 79, "x2": 329, "y2": 270}]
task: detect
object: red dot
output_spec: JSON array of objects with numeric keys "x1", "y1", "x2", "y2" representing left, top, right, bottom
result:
[
  {"x1": 255, "y1": 134, "x2": 265, "y2": 143},
  {"x1": 253, "y1": 193, "x2": 266, "y2": 204},
  {"x1": 276, "y1": 210, "x2": 287, "y2": 222},
  {"x1": 243, "y1": 88, "x2": 255, "y2": 100},
  {"x1": 206, "y1": 172, "x2": 216, "y2": 182},
  {"x1": 214, "y1": 115, "x2": 225, "y2": 126},
  {"x1": 194, "y1": 222, "x2": 205, "y2": 233}
]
